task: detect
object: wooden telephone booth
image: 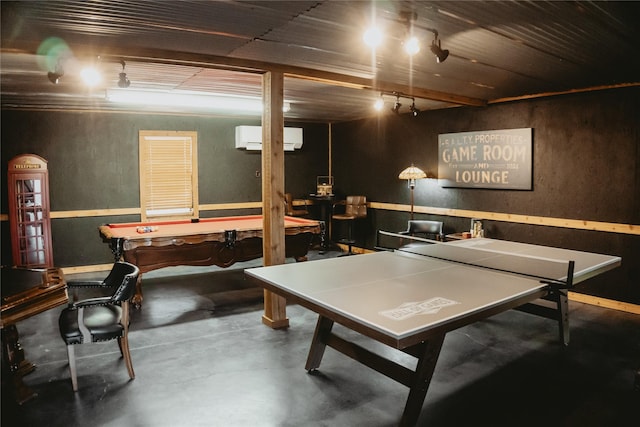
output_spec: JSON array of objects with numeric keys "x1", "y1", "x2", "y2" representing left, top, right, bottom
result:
[{"x1": 7, "y1": 154, "x2": 54, "y2": 268}]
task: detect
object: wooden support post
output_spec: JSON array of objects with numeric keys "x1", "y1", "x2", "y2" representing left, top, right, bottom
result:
[{"x1": 261, "y1": 71, "x2": 289, "y2": 329}]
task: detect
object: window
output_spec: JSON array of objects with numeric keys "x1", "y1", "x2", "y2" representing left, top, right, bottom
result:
[{"x1": 139, "y1": 131, "x2": 199, "y2": 221}]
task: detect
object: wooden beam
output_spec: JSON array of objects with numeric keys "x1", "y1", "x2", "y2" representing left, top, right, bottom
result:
[
  {"x1": 4, "y1": 44, "x2": 486, "y2": 108},
  {"x1": 488, "y1": 82, "x2": 640, "y2": 105},
  {"x1": 260, "y1": 71, "x2": 289, "y2": 329}
]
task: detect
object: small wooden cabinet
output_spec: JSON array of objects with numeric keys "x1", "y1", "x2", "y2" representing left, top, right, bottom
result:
[{"x1": 7, "y1": 154, "x2": 54, "y2": 268}]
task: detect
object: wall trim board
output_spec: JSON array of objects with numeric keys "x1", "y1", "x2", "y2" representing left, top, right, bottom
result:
[
  {"x1": 63, "y1": 263, "x2": 114, "y2": 275},
  {"x1": 2, "y1": 201, "x2": 636, "y2": 235},
  {"x1": 50, "y1": 208, "x2": 141, "y2": 219},
  {"x1": 199, "y1": 202, "x2": 262, "y2": 211},
  {"x1": 369, "y1": 202, "x2": 640, "y2": 235},
  {"x1": 568, "y1": 292, "x2": 640, "y2": 315},
  {"x1": 0, "y1": 202, "x2": 263, "y2": 222}
]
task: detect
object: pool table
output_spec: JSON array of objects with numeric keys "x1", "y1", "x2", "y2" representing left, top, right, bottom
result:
[{"x1": 99, "y1": 215, "x2": 321, "y2": 308}]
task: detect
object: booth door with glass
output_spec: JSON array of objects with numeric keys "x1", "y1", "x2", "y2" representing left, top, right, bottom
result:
[
  {"x1": 8, "y1": 154, "x2": 54, "y2": 268},
  {"x1": 12, "y1": 174, "x2": 51, "y2": 267}
]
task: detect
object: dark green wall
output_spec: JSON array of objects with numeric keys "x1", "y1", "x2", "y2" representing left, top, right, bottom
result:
[
  {"x1": 1, "y1": 111, "x2": 329, "y2": 266},
  {"x1": 331, "y1": 87, "x2": 639, "y2": 304}
]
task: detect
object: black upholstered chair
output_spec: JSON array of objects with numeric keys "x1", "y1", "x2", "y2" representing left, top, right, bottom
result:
[
  {"x1": 284, "y1": 193, "x2": 309, "y2": 217},
  {"x1": 58, "y1": 262, "x2": 140, "y2": 391},
  {"x1": 332, "y1": 195, "x2": 367, "y2": 255},
  {"x1": 399, "y1": 220, "x2": 445, "y2": 242},
  {"x1": 375, "y1": 220, "x2": 444, "y2": 251}
]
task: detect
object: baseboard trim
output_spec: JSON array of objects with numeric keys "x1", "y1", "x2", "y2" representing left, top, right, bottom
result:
[{"x1": 567, "y1": 291, "x2": 640, "y2": 315}]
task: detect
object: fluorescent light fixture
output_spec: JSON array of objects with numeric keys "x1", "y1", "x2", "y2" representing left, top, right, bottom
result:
[{"x1": 105, "y1": 89, "x2": 291, "y2": 113}]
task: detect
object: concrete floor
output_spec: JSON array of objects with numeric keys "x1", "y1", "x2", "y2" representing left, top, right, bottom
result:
[{"x1": 2, "y1": 250, "x2": 639, "y2": 427}]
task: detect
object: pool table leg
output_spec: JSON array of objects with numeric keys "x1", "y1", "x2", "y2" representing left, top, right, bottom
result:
[
  {"x1": 2, "y1": 324, "x2": 38, "y2": 404},
  {"x1": 131, "y1": 274, "x2": 143, "y2": 309}
]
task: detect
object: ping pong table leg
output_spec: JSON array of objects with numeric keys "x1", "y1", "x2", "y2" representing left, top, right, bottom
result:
[
  {"x1": 305, "y1": 315, "x2": 334, "y2": 371},
  {"x1": 400, "y1": 334, "x2": 446, "y2": 427},
  {"x1": 554, "y1": 289, "x2": 570, "y2": 346}
]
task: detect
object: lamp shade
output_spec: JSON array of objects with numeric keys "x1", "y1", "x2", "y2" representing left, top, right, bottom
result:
[{"x1": 398, "y1": 165, "x2": 427, "y2": 180}]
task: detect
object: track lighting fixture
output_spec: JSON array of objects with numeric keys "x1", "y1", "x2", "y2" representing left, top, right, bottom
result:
[
  {"x1": 118, "y1": 60, "x2": 131, "y2": 88},
  {"x1": 374, "y1": 91, "x2": 420, "y2": 117},
  {"x1": 363, "y1": 11, "x2": 450, "y2": 64}
]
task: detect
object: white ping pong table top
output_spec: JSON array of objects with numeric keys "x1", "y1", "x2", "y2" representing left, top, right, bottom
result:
[{"x1": 245, "y1": 238, "x2": 621, "y2": 346}]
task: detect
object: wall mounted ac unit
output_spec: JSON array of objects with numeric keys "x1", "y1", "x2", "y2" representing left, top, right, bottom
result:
[{"x1": 235, "y1": 126, "x2": 303, "y2": 151}]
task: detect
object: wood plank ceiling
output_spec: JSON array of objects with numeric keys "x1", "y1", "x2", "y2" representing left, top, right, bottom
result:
[{"x1": 1, "y1": 1, "x2": 639, "y2": 122}]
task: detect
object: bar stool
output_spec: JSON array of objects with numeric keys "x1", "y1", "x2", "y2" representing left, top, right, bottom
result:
[{"x1": 332, "y1": 195, "x2": 367, "y2": 255}]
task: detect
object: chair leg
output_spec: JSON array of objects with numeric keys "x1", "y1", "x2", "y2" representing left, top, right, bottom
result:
[
  {"x1": 66, "y1": 345, "x2": 78, "y2": 392},
  {"x1": 118, "y1": 336, "x2": 135, "y2": 380},
  {"x1": 338, "y1": 220, "x2": 356, "y2": 256},
  {"x1": 347, "y1": 221, "x2": 354, "y2": 254}
]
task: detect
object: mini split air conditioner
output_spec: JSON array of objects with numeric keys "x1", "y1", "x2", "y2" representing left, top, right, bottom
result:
[{"x1": 235, "y1": 126, "x2": 303, "y2": 151}]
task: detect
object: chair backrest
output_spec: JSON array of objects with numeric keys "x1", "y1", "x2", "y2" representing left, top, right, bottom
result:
[
  {"x1": 107, "y1": 262, "x2": 140, "y2": 303},
  {"x1": 284, "y1": 193, "x2": 295, "y2": 215},
  {"x1": 407, "y1": 220, "x2": 443, "y2": 238},
  {"x1": 345, "y1": 195, "x2": 367, "y2": 218}
]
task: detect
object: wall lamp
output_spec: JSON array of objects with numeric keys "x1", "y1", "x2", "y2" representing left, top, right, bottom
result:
[{"x1": 375, "y1": 91, "x2": 420, "y2": 117}]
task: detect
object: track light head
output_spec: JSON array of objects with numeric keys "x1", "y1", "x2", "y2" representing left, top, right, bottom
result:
[
  {"x1": 47, "y1": 71, "x2": 63, "y2": 84},
  {"x1": 392, "y1": 97, "x2": 402, "y2": 114},
  {"x1": 118, "y1": 72, "x2": 130, "y2": 88},
  {"x1": 47, "y1": 59, "x2": 64, "y2": 84},
  {"x1": 410, "y1": 101, "x2": 420, "y2": 117},
  {"x1": 118, "y1": 60, "x2": 131, "y2": 88},
  {"x1": 430, "y1": 37, "x2": 449, "y2": 63}
]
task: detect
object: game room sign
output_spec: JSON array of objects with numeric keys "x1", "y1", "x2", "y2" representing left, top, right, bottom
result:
[{"x1": 438, "y1": 128, "x2": 532, "y2": 190}]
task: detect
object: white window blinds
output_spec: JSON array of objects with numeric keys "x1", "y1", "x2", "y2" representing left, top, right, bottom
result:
[{"x1": 139, "y1": 131, "x2": 199, "y2": 221}]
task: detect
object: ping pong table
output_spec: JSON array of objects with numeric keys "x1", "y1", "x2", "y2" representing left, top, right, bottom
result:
[{"x1": 245, "y1": 238, "x2": 621, "y2": 426}]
